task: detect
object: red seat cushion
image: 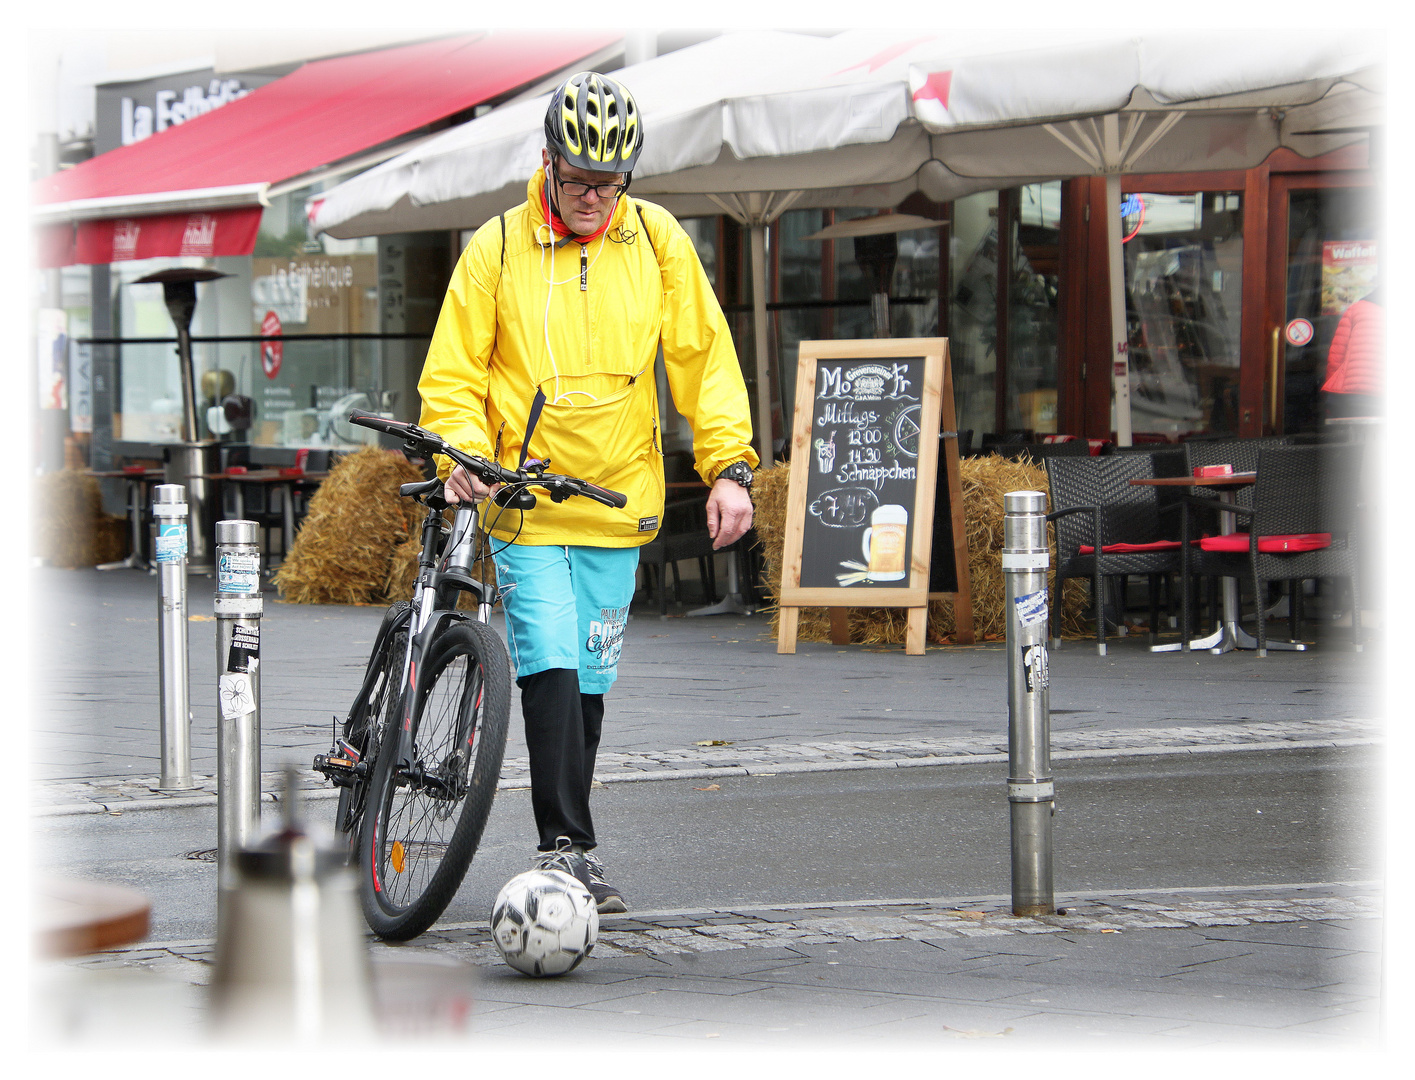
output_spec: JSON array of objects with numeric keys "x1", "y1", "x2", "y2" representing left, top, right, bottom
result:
[
  {"x1": 1078, "y1": 540, "x2": 1182, "y2": 554},
  {"x1": 1198, "y1": 532, "x2": 1332, "y2": 553}
]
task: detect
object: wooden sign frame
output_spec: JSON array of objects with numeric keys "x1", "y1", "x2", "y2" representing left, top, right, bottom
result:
[{"x1": 777, "y1": 338, "x2": 974, "y2": 655}]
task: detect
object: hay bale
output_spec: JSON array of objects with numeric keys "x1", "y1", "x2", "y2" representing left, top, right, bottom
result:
[
  {"x1": 273, "y1": 448, "x2": 424, "y2": 605},
  {"x1": 751, "y1": 453, "x2": 1090, "y2": 646},
  {"x1": 32, "y1": 470, "x2": 130, "y2": 568}
]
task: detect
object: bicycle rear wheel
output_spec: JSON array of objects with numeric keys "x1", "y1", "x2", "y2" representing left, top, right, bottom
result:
[
  {"x1": 334, "y1": 602, "x2": 411, "y2": 855},
  {"x1": 357, "y1": 619, "x2": 511, "y2": 940}
]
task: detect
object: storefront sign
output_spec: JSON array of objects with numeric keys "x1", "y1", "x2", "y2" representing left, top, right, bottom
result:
[
  {"x1": 1285, "y1": 318, "x2": 1315, "y2": 347},
  {"x1": 69, "y1": 340, "x2": 93, "y2": 434},
  {"x1": 260, "y1": 311, "x2": 283, "y2": 378},
  {"x1": 95, "y1": 69, "x2": 275, "y2": 154}
]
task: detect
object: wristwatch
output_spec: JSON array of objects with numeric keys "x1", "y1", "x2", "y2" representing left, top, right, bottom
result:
[{"x1": 717, "y1": 461, "x2": 755, "y2": 489}]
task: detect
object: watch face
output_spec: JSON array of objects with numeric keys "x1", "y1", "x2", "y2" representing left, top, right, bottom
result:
[{"x1": 723, "y1": 463, "x2": 752, "y2": 487}]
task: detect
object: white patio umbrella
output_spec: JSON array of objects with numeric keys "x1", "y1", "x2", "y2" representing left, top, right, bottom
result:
[{"x1": 311, "y1": 28, "x2": 1379, "y2": 452}]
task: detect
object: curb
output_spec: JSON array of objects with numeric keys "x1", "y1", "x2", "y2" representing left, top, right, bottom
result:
[{"x1": 32, "y1": 736, "x2": 1379, "y2": 818}]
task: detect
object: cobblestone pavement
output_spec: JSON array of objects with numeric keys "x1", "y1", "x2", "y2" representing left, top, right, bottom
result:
[
  {"x1": 37, "y1": 883, "x2": 1381, "y2": 1048},
  {"x1": 32, "y1": 716, "x2": 1379, "y2": 816}
]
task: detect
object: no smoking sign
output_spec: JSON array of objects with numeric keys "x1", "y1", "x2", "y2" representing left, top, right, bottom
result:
[{"x1": 1284, "y1": 318, "x2": 1314, "y2": 347}]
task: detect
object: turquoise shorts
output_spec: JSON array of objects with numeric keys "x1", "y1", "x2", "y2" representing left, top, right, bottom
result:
[{"x1": 492, "y1": 543, "x2": 640, "y2": 693}]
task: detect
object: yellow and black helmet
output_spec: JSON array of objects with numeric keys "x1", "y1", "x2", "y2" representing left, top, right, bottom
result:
[{"x1": 544, "y1": 71, "x2": 644, "y2": 174}]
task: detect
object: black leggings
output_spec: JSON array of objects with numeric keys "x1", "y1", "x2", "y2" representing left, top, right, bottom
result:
[{"x1": 518, "y1": 667, "x2": 604, "y2": 851}]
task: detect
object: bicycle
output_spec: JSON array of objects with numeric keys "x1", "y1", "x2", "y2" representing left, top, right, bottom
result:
[{"x1": 312, "y1": 409, "x2": 627, "y2": 940}]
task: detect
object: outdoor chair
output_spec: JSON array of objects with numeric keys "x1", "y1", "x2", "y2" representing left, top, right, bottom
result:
[
  {"x1": 1180, "y1": 435, "x2": 1294, "y2": 630},
  {"x1": 1179, "y1": 444, "x2": 1364, "y2": 656},
  {"x1": 1045, "y1": 453, "x2": 1183, "y2": 655},
  {"x1": 989, "y1": 440, "x2": 1091, "y2": 463},
  {"x1": 637, "y1": 492, "x2": 720, "y2": 617}
]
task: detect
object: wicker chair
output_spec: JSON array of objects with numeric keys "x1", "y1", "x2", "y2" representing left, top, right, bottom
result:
[
  {"x1": 1044, "y1": 453, "x2": 1183, "y2": 654},
  {"x1": 1179, "y1": 444, "x2": 1364, "y2": 655}
]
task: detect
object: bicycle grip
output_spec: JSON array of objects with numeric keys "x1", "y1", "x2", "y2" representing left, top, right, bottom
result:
[
  {"x1": 580, "y1": 482, "x2": 628, "y2": 508},
  {"x1": 348, "y1": 409, "x2": 407, "y2": 436}
]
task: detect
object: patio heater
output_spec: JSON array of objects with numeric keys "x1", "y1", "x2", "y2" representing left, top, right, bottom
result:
[
  {"x1": 135, "y1": 268, "x2": 231, "y2": 573},
  {"x1": 853, "y1": 232, "x2": 898, "y2": 338}
]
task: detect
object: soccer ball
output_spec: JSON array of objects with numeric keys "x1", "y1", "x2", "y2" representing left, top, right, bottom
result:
[{"x1": 490, "y1": 869, "x2": 599, "y2": 977}]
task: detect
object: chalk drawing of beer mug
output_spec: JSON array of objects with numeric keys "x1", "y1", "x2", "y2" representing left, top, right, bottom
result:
[{"x1": 860, "y1": 504, "x2": 908, "y2": 580}]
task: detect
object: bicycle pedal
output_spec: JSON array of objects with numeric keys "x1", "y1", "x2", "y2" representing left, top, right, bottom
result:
[{"x1": 313, "y1": 752, "x2": 365, "y2": 786}]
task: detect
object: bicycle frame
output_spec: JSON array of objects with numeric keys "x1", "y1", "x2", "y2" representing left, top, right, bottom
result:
[
  {"x1": 385, "y1": 489, "x2": 495, "y2": 789},
  {"x1": 317, "y1": 484, "x2": 497, "y2": 822}
]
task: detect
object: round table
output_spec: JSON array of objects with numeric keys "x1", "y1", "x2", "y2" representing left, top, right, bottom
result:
[{"x1": 36, "y1": 876, "x2": 151, "y2": 957}]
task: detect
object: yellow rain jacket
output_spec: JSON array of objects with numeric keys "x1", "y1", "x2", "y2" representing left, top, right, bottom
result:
[{"x1": 418, "y1": 169, "x2": 758, "y2": 547}]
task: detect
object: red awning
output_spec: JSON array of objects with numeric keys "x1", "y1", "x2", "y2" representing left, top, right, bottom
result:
[
  {"x1": 33, "y1": 30, "x2": 620, "y2": 265},
  {"x1": 35, "y1": 210, "x2": 264, "y2": 270}
]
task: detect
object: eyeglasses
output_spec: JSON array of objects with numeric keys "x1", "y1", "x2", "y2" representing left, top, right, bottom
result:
[{"x1": 553, "y1": 170, "x2": 626, "y2": 199}]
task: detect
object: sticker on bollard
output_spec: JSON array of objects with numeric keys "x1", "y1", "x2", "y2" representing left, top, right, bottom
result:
[
  {"x1": 1013, "y1": 590, "x2": 1048, "y2": 627},
  {"x1": 227, "y1": 625, "x2": 260, "y2": 674},
  {"x1": 156, "y1": 522, "x2": 188, "y2": 563},
  {"x1": 1023, "y1": 643, "x2": 1049, "y2": 692},
  {"x1": 218, "y1": 550, "x2": 261, "y2": 593},
  {"x1": 219, "y1": 673, "x2": 256, "y2": 719}
]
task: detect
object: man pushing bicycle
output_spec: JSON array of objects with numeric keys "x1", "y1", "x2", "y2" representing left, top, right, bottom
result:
[{"x1": 418, "y1": 71, "x2": 759, "y2": 914}]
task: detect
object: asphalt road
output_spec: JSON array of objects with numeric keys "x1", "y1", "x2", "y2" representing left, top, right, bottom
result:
[{"x1": 33, "y1": 746, "x2": 1380, "y2": 943}]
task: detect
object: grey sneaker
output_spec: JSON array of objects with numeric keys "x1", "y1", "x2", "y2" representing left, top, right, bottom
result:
[
  {"x1": 531, "y1": 836, "x2": 591, "y2": 893},
  {"x1": 582, "y1": 850, "x2": 628, "y2": 914}
]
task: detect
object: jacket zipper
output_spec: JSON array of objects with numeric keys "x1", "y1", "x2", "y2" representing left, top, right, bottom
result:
[{"x1": 581, "y1": 244, "x2": 592, "y2": 369}]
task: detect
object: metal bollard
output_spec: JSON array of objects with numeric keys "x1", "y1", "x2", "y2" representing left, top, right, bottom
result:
[
  {"x1": 215, "y1": 520, "x2": 264, "y2": 893},
  {"x1": 153, "y1": 485, "x2": 194, "y2": 792},
  {"x1": 1003, "y1": 491, "x2": 1055, "y2": 916}
]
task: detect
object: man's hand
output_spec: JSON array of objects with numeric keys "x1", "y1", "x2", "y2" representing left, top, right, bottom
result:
[
  {"x1": 706, "y1": 478, "x2": 753, "y2": 550},
  {"x1": 444, "y1": 465, "x2": 498, "y2": 506}
]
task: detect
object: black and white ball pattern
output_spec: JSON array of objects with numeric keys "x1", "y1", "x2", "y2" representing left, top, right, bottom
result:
[{"x1": 490, "y1": 869, "x2": 599, "y2": 977}]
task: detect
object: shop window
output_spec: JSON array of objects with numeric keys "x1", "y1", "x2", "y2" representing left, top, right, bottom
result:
[
  {"x1": 1123, "y1": 191, "x2": 1244, "y2": 437},
  {"x1": 950, "y1": 191, "x2": 1000, "y2": 440},
  {"x1": 1006, "y1": 183, "x2": 1062, "y2": 435},
  {"x1": 1282, "y1": 187, "x2": 1378, "y2": 433}
]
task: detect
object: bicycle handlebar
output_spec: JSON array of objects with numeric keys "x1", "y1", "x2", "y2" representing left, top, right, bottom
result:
[{"x1": 348, "y1": 409, "x2": 628, "y2": 509}]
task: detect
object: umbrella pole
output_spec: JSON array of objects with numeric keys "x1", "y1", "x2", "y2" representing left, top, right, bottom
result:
[
  {"x1": 749, "y1": 222, "x2": 774, "y2": 467},
  {"x1": 1106, "y1": 173, "x2": 1133, "y2": 447}
]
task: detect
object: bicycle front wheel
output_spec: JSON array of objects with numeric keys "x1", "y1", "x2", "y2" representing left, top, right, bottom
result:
[{"x1": 357, "y1": 619, "x2": 511, "y2": 940}]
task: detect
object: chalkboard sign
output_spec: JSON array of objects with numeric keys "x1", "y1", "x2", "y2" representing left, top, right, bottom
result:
[{"x1": 777, "y1": 338, "x2": 973, "y2": 654}]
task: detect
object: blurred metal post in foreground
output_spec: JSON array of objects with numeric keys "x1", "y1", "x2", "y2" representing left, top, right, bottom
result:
[
  {"x1": 210, "y1": 770, "x2": 374, "y2": 1042},
  {"x1": 1003, "y1": 490, "x2": 1055, "y2": 916}
]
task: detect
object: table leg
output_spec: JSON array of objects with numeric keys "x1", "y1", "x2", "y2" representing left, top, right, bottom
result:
[
  {"x1": 686, "y1": 546, "x2": 754, "y2": 616},
  {"x1": 281, "y1": 483, "x2": 295, "y2": 561},
  {"x1": 1151, "y1": 488, "x2": 1237, "y2": 654}
]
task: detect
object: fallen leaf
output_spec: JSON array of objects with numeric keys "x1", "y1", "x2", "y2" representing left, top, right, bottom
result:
[
  {"x1": 693, "y1": 784, "x2": 720, "y2": 791},
  {"x1": 1100, "y1": 928, "x2": 1121, "y2": 933},
  {"x1": 950, "y1": 910, "x2": 988, "y2": 920},
  {"x1": 695, "y1": 740, "x2": 731, "y2": 746},
  {"x1": 942, "y1": 1025, "x2": 1012, "y2": 1038}
]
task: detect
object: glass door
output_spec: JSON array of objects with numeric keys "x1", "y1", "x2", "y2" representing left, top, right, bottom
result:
[{"x1": 1268, "y1": 178, "x2": 1379, "y2": 434}]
